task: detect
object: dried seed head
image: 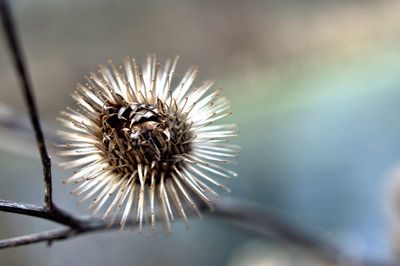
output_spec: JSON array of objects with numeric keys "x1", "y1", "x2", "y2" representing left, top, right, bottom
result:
[{"x1": 57, "y1": 55, "x2": 239, "y2": 234}]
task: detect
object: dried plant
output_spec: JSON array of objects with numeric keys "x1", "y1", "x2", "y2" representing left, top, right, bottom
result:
[{"x1": 57, "y1": 55, "x2": 239, "y2": 234}]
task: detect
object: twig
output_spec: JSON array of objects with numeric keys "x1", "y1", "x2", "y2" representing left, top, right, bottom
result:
[
  {"x1": 0, "y1": 228, "x2": 74, "y2": 249},
  {"x1": 0, "y1": 0, "x2": 53, "y2": 209},
  {"x1": 0, "y1": 218, "x2": 139, "y2": 249},
  {"x1": 0, "y1": 197, "x2": 387, "y2": 266},
  {"x1": 0, "y1": 198, "x2": 338, "y2": 261},
  {"x1": 0, "y1": 199, "x2": 83, "y2": 228},
  {"x1": 0, "y1": 199, "x2": 48, "y2": 219}
]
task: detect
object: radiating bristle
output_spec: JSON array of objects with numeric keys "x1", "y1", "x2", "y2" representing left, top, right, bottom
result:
[{"x1": 57, "y1": 55, "x2": 239, "y2": 234}]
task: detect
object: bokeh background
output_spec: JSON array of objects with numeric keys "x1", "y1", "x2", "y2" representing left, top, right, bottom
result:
[{"x1": 1, "y1": 0, "x2": 400, "y2": 265}]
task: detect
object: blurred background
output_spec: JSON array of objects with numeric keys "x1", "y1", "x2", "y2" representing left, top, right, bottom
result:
[{"x1": 1, "y1": 0, "x2": 400, "y2": 265}]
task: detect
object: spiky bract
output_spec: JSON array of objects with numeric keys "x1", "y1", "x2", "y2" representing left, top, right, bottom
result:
[{"x1": 57, "y1": 55, "x2": 239, "y2": 234}]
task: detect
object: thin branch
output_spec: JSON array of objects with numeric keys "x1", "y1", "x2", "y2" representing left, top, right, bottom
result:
[
  {"x1": 0, "y1": 219, "x2": 140, "y2": 250},
  {"x1": 0, "y1": 228, "x2": 74, "y2": 249},
  {"x1": 0, "y1": 199, "x2": 83, "y2": 228},
  {"x1": 0, "y1": 0, "x2": 53, "y2": 209},
  {"x1": 0, "y1": 199, "x2": 336, "y2": 254},
  {"x1": 0, "y1": 197, "x2": 384, "y2": 266},
  {"x1": 0, "y1": 199, "x2": 47, "y2": 219}
]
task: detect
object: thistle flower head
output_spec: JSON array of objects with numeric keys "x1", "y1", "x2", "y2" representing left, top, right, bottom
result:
[{"x1": 57, "y1": 55, "x2": 239, "y2": 234}]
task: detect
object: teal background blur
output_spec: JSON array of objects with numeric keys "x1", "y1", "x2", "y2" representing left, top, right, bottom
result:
[{"x1": 1, "y1": 0, "x2": 400, "y2": 265}]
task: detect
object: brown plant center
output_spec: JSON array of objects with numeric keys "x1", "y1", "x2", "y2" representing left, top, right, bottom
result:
[{"x1": 100, "y1": 102, "x2": 192, "y2": 178}]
